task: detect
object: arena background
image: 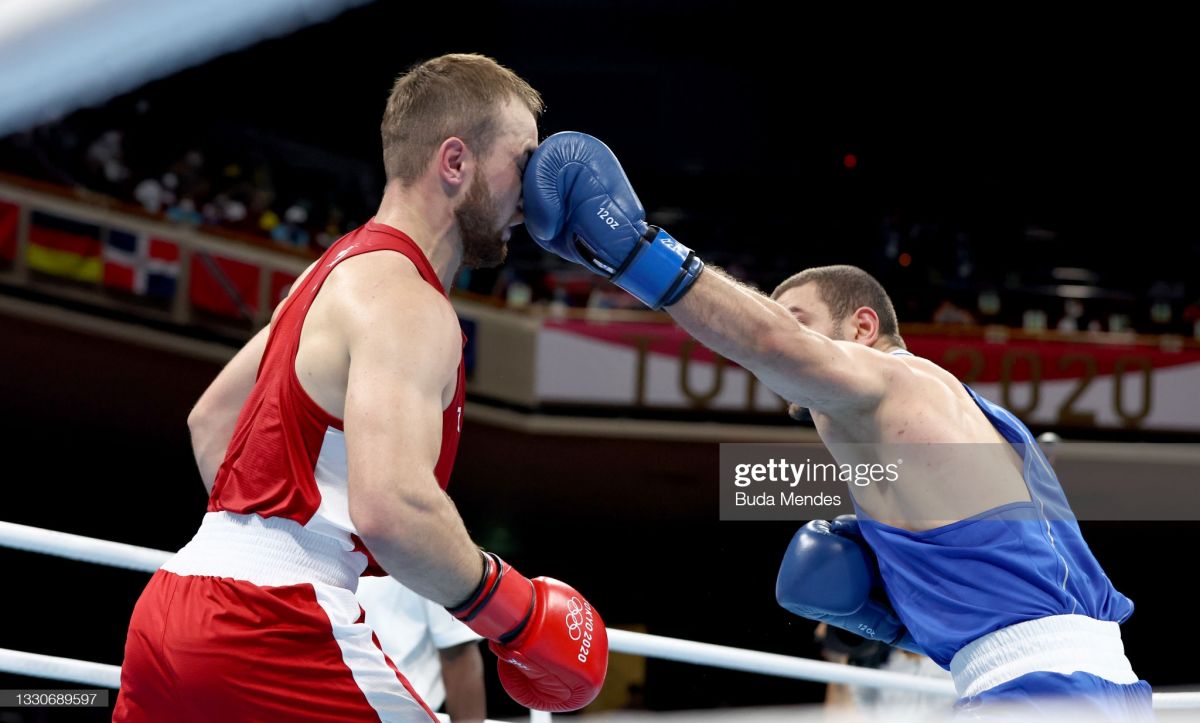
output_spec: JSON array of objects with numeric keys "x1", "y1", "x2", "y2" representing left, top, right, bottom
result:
[{"x1": 1, "y1": 2, "x2": 1197, "y2": 720}]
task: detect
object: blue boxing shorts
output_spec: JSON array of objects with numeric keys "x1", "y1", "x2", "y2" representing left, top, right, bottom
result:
[{"x1": 951, "y1": 615, "x2": 1153, "y2": 722}]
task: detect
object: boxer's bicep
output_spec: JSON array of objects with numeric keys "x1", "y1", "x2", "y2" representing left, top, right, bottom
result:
[
  {"x1": 756, "y1": 334, "x2": 889, "y2": 410},
  {"x1": 342, "y1": 276, "x2": 460, "y2": 537}
]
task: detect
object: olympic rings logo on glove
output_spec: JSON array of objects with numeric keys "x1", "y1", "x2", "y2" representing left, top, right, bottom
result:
[{"x1": 566, "y1": 597, "x2": 586, "y2": 641}]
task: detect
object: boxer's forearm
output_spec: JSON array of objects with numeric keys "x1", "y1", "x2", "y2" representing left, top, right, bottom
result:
[
  {"x1": 440, "y1": 642, "x2": 486, "y2": 723},
  {"x1": 666, "y1": 268, "x2": 836, "y2": 400},
  {"x1": 354, "y1": 483, "x2": 484, "y2": 608}
]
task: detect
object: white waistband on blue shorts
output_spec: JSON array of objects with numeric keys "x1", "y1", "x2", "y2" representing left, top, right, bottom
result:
[
  {"x1": 162, "y1": 511, "x2": 365, "y2": 590},
  {"x1": 950, "y1": 614, "x2": 1138, "y2": 698}
]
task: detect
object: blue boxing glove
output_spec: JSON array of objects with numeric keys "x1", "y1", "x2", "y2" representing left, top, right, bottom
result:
[
  {"x1": 776, "y1": 516, "x2": 924, "y2": 655},
  {"x1": 523, "y1": 131, "x2": 704, "y2": 309}
]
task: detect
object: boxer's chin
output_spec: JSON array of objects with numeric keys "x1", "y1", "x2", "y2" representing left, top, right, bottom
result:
[{"x1": 787, "y1": 402, "x2": 806, "y2": 421}]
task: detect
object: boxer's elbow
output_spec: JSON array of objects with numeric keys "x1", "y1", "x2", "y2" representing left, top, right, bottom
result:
[
  {"x1": 186, "y1": 405, "x2": 216, "y2": 458},
  {"x1": 186, "y1": 395, "x2": 224, "y2": 439},
  {"x1": 349, "y1": 475, "x2": 442, "y2": 544},
  {"x1": 186, "y1": 403, "x2": 205, "y2": 435},
  {"x1": 186, "y1": 411, "x2": 222, "y2": 489},
  {"x1": 348, "y1": 486, "x2": 390, "y2": 543}
]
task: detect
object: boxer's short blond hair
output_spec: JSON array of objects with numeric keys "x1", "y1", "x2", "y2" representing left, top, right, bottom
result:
[{"x1": 381, "y1": 53, "x2": 543, "y2": 184}]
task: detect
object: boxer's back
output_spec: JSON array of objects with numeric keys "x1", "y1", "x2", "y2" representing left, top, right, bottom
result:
[
  {"x1": 812, "y1": 348, "x2": 1034, "y2": 529},
  {"x1": 206, "y1": 220, "x2": 465, "y2": 573},
  {"x1": 814, "y1": 349, "x2": 1134, "y2": 668}
]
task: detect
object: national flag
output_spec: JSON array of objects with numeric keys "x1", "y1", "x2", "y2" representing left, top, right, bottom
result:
[
  {"x1": 27, "y1": 211, "x2": 103, "y2": 282},
  {"x1": 189, "y1": 252, "x2": 260, "y2": 319},
  {"x1": 0, "y1": 198, "x2": 18, "y2": 262},
  {"x1": 269, "y1": 270, "x2": 298, "y2": 307},
  {"x1": 102, "y1": 230, "x2": 180, "y2": 299}
]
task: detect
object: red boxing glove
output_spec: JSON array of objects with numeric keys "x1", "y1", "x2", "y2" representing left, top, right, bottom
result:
[{"x1": 448, "y1": 551, "x2": 608, "y2": 712}]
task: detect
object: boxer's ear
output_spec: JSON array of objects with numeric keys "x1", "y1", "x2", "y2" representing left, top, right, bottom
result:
[{"x1": 848, "y1": 306, "x2": 880, "y2": 345}]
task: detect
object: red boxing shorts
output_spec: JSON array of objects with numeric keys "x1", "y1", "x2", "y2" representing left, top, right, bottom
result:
[{"x1": 114, "y1": 512, "x2": 438, "y2": 722}]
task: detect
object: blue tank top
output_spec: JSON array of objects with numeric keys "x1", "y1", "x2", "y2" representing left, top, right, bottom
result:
[{"x1": 853, "y1": 352, "x2": 1134, "y2": 668}]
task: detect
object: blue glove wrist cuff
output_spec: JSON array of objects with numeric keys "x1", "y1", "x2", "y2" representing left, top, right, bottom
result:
[{"x1": 610, "y1": 227, "x2": 704, "y2": 310}]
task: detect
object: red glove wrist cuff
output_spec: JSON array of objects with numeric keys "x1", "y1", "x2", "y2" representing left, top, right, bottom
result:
[{"x1": 447, "y1": 551, "x2": 535, "y2": 642}]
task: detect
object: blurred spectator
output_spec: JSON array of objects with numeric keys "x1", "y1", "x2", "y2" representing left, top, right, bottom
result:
[
  {"x1": 160, "y1": 172, "x2": 179, "y2": 206},
  {"x1": 1056, "y1": 299, "x2": 1085, "y2": 332},
  {"x1": 1022, "y1": 309, "x2": 1048, "y2": 332},
  {"x1": 270, "y1": 203, "x2": 311, "y2": 250},
  {"x1": 1037, "y1": 431, "x2": 1061, "y2": 466},
  {"x1": 932, "y1": 299, "x2": 976, "y2": 326},
  {"x1": 258, "y1": 208, "x2": 281, "y2": 234},
  {"x1": 133, "y1": 176, "x2": 166, "y2": 214},
  {"x1": 166, "y1": 196, "x2": 203, "y2": 226},
  {"x1": 201, "y1": 193, "x2": 247, "y2": 226},
  {"x1": 1183, "y1": 299, "x2": 1200, "y2": 337},
  {"x1": 505, "y1": 280, "x2": 532, "y2": 308},
  {"x1": 85, "y1": 129, "x2": 129, "y2": 187},
  {"x1": 977, "y1": 290, "x2": 1001, "y2": 318},
  {"x1": 313, "y1": 206, "x2": 345, "y2": 250}
]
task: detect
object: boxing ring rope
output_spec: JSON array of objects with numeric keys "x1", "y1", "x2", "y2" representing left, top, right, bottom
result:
[
  {"x1": 0, "y1": 520, "x2": 171, "y2": 572},
  {"x1": 604, "y1": 629, "x2": 955, "y2": 696},
  {"x1": 0, "y1": 648, "x2": 121, "y2": 689},
  {"x1": 2, "y1": 520, "x2": 1198, "y2": 714}
]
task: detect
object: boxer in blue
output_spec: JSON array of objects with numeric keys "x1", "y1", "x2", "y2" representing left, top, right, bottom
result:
[{"x1": 522, "y1": 132, "x2": 1153, "y2": 720}]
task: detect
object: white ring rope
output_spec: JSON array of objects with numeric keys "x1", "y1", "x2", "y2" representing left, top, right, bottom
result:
[
  {"x1": 607, "y1": 629, "x2": 955, "y2": 696},
  {"x1": 0, "y1": 648, "x2": 121, "y2": 689},
  {"x1": 1155, "y1": 693, "x2": 1200, "y2": 710},
  {"x1": 0, "y1": 520, "x2": 169, "y2": 572},
  {"x1": 1, "y1": 519, "x2": 1196, "y2": 710}
]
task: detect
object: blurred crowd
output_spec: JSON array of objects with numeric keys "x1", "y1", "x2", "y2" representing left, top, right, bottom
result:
[
  {"x1": 3, "y1": 100, "x2": 1198, "y2": 338},
  {"x1": 0, "y1": 99, "x2": 373, "y2": 258}
]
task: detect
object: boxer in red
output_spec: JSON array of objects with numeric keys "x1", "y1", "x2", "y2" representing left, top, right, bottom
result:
[{"x1": 114, "y1": 54, "x2": 607, "y2": 722}]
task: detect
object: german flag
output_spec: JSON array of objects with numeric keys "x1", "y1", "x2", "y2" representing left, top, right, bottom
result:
[
  {"x1": 27, "y1": 211, "x2": 103, "y2": 283},
  {"x1": 0, "y1": 198, "x2": 18, "y2": 262}
]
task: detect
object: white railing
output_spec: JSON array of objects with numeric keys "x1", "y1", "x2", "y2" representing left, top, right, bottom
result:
[{"x1": 1, "y1": 520, "x2": 1195, "y2": 716}]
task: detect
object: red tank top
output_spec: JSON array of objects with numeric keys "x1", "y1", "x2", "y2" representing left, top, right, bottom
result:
[{"x1": 208, "y1": 219, "x2": 466, "y2": 575}]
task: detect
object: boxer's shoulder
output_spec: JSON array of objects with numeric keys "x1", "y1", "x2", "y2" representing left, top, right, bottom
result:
[
  {"x1": 325, "y1": 248, "x2": 423, "y2": 291},
  {"x1": 328, "y1": 254, "x2": 461, "y2": 373},
  {"x1": 824, "y1": 342, "x2": 930, "y2": 402},
  {"x1": 327, "y1": 253, "x2": 453, "y2": 323},
  {"x1": 872, "y1": 349, "x2": 963, "y2": 398}
]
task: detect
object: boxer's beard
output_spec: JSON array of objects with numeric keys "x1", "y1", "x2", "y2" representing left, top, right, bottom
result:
[{"x1": 456, "y1": 172, "x2": 507, "y2": 269}]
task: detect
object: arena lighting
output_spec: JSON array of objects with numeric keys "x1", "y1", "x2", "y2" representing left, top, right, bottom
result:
[
  {"x1": 1055, "y1": 284, "x2": 1105, "y2": 300},
  {"x1": 1051, "y1": 267, "x2": 1101, "y2": 283},
  {"x1": 0, "y1": 0, "x2": 368, "y2": 136}
]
